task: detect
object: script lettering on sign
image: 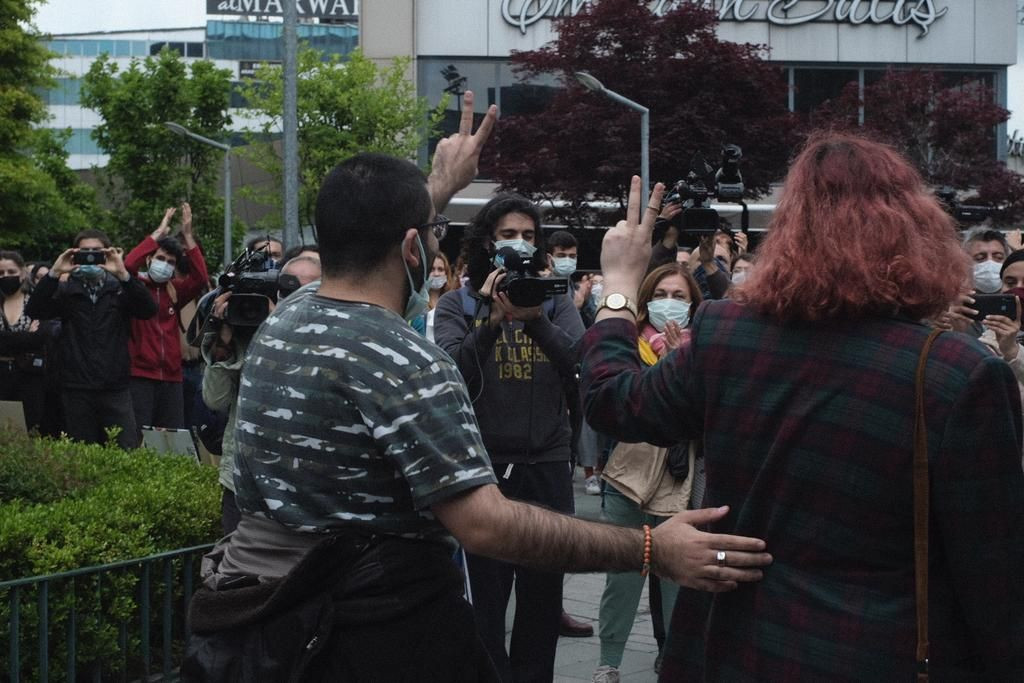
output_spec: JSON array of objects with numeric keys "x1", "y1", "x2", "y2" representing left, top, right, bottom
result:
[
  {"x1": 500, "y1": 0, "x2": 948, "y2": 37},
  {"x1": 208, "y1": 0, "x2": 358, "y2": 19}
]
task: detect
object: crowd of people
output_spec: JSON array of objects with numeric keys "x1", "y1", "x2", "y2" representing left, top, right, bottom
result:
[{"x1": 3, "y1": 90, "x2": 1022, "y2": 682}]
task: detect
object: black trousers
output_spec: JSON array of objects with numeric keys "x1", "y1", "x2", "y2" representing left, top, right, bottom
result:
[
  {"x1": 466, "y1": 460, "x2": 574, "y2": 683},
  {"x1": 62, "y1": 387, "x2": 140, "y2": 449},
  {"x1": 0, "y1": 364, "x2": 46, "y2": 432},
  {"x1": 129, "y1": 377, "x2": 185, "y2": 429}
]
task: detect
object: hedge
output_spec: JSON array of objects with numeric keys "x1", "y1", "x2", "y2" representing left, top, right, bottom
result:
[{"x1": 0, "y1": 430, "x2": 221, "y2": 680}]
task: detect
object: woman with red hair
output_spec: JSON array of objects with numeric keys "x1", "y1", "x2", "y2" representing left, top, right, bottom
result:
[{"x1": 581, "y1": 132, "x2": 1024, "y2": 681}]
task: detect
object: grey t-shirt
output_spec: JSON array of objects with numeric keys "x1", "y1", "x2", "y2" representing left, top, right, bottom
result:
[{"x1": 233, "y1": 288, "x2": 496, "y2": 546}]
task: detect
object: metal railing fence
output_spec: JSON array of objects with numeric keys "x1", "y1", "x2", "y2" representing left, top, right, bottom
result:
[{"x1": 1, "y1": 543, "x2": 214, "y2": 682}]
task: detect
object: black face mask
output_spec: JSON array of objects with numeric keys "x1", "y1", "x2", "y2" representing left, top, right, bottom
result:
[{"x1": 0, "y1": 276, "x2": 21, "y2": 296}]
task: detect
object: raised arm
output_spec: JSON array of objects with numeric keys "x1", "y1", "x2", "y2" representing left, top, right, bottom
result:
[{"x1": 427, "y1": 90, "x2": 497, "y2": 213}]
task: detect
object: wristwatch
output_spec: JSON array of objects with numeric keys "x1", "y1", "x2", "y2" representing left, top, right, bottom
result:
[{"x1": 597, "y1": 292, "x2": 638, "y2": 318}]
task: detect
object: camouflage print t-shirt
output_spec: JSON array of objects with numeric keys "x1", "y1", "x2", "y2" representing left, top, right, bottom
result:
[{"x1": 233, "y1": 288, "x2": 496, "y2": 545}]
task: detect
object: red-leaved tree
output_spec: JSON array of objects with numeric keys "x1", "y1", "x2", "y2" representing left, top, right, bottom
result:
[
  {"x1": 810, "y1": 69, "x2": 1024, "y2": 223},
  {"x1": 483, "y1": 0, "x2": 796, "y2": 226}
]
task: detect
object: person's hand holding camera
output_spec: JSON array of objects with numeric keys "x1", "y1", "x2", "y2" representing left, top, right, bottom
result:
[
  {"x1": 985, "y1": 298, "x2": 1022, "y2": 362},
  {"x1": 946, "y1": 291, "x2": 978, "y2": 333},
  {"x1": 734, "y1": 231, "x2": 749, "y2": 255},
  {"x1": 495, "y1": 291, "x2": 542, "y2": 323},
  {"x1": 51, "y1": 248, "x2": 77, "y2": 276},
  {"x1": 100, "y1": 247, "x2": 130, "y2": 281}
]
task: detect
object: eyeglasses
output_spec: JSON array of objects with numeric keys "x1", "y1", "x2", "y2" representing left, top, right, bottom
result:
[{"x1": 419, "y1": 215, "x2": 450, "y2": 241}]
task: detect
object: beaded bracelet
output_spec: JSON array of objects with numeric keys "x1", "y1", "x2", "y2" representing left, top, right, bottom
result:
[{"x1": 640, "y1": 524, "x2": 652, "y2": 577}]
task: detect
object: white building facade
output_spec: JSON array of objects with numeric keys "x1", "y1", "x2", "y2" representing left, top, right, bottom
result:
[{"x1": 359, "y1": 0, "x2": 1018, "y2": 169}]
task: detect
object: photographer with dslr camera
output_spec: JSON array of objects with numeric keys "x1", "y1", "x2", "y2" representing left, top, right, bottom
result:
[
  {"x1": 434, "y1": 193, "x2": 585, "y2": 682},
  {"x1": 26, "y1": 229, "x2": 157, "y2": 448},
  {"x1": 201, "y1": 253, "x2": 321, "y2": 535}
]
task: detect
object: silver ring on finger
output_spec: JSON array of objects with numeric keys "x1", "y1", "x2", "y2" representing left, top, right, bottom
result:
[{"x1": 716, "y1": 550, "x2": 727, "y2": 567}]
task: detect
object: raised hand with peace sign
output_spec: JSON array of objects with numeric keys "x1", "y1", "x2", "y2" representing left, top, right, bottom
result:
[
  {"x1": 427, "y1": 90, "x2": 498, "y2": 213},
  {"x1": 595, "y1": 176, "x2": 666, "y2": 323}
]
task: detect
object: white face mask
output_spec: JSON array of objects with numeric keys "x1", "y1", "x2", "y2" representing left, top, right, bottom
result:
[
  {"x1": 428, "y1": 274, "x2": 447, "y2": 290},
  {"x1": 590, "y1": 282, "x2": 604, "y2": 306},
  {"x1": 493, "y1": 238, "x2": 537, "y2": 261},
  {"x1": 646, "y1": 298, "x2": 691, "y2": 332},
  {"x1": 148, "y1": 259, "x2": 175, "y2": 283},
  {"x1": 403, "y1": 235, "x2": 430, "y2": 322},
  {"x1": 731, "y1": 270, "x2": 748, "y2": 286},
  {"x1": 552, "y1": 256, "x2": 577, "y2": 277},
  {"x1": 973, "y1": 260, "x2": 1003, "y2": 294}
]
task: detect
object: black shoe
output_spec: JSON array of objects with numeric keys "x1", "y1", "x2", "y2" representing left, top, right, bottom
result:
[{"x1": 559, "y1": 611, "x2": 594, "y2": 638}]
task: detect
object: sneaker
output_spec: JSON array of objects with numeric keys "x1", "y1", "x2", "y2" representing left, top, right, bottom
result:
[
  {"x1": 585, "y1": 475, "x2": 601, "y2": 495},
  {"x1": 592, "y1": 665, "x2": 620, "y2": 683}
]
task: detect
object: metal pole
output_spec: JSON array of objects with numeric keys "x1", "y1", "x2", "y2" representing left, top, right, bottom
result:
[
  {"x1": 593, "y1": 88, "x2": 649, "y2": 210},
  {"x1": 282, "y1": 0, "x2": 300, "y2": 249},
  {"x1": 223, "y1": 151, "x2": 232, "y2": 267},
  {"x1": 640, "y1": 109, "x2": 650, "y2": 211}
]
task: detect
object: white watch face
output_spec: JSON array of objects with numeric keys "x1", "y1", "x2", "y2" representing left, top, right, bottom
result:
[{"x1": 606, "y1": 293, "x2": 627, "y2": 309}]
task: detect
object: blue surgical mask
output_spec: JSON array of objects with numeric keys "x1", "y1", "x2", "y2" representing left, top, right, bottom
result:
[
  {"x1": 403, "y1": 234, "x2": 430, "y2": 322},
  {"x1": 646, "y1": 298, "x2": 691, "y2": 332},
  {"x1": 73, "y1": 265, "x2": 105, "y2": 281},
  {"x1": 148, "y1": 259, "x2": 175, "y2": 283},
  {"x1": 493, "y1": 238, "x2": 537, "y2": 262},
  {"x1": 973, "y1": 260, "x2": 1002, "y2": 294},
  {"x1": 552, "y1": 257, "x2": 577, "y2": 277}
]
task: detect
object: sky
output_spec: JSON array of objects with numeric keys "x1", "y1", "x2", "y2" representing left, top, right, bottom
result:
[{"x1": 35, "y1": 0, "x2": 209, "y2": 35}]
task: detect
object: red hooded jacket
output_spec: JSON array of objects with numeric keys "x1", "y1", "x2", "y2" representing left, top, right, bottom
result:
[{"x1": 125, "y1": 236, "x2": 209, "y2": 382}]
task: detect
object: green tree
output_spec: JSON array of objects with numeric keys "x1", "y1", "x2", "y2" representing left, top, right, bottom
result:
[
  {"x1": 240, "y1": 47, "x2": 447, "y2": 238},
  {"x1": 0, "y1": 0, "x2": 98, "y2": 258},
  {"x1": 81, "y1": 49, "x2": 236, "y2": 265}
]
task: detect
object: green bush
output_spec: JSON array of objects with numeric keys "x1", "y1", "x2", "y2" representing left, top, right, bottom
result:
[{"x1": 0, "y1": 430, "x2": 221, "y2": 680}]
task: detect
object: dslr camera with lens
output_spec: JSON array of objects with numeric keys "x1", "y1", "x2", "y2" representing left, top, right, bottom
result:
[{"x1": 494, "y1": 247, "x2": 568, "y2": 308}]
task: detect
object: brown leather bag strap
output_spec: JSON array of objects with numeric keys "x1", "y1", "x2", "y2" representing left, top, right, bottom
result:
[{"x1": 914, "y1": 328, "x2": 942, "y2": 681}]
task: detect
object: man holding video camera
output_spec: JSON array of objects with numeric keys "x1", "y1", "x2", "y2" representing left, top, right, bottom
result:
[
  {"x1": 434, "y1": 194, "x2": 586, "y2": 682},
  {"x1": 201, "y1": 253, "x2": 322, "y2": 535},
  {"x1": 26, "y1": 229, "x2": 157, "y2": 448}
]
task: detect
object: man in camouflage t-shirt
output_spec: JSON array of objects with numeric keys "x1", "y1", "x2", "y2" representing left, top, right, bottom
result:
[{"x1": 232, "y1": 286, "x2": 496, "y2": 545}]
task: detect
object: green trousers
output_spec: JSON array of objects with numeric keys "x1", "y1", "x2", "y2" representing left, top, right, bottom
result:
[{"x1": 598, "y1": 486, "x2": 680, "y2": 668}]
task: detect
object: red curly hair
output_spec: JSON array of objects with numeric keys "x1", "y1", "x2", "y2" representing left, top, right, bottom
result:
[{"x1": 733, "y1": 131, "x2": 968, "y2": 321}]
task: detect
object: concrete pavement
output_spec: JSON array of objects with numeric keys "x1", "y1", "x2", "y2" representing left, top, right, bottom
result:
[{"x1": 504, "y1": 473, "x2": 661, "y2": 683}]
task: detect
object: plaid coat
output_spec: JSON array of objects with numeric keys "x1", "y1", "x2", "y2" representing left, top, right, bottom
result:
[{"x1": 581, "y1": 299, "x2": 1024, "y2": 681}]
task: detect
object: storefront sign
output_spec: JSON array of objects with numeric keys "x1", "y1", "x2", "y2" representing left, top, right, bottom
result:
[
  {"x1": 208, "y1": 0, "x2": 358, "y2": 19},
  {"x1": 501, "y1": 0, "x2": 949, "y2": 37}
]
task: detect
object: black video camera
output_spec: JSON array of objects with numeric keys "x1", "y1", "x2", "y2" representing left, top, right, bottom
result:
[
  {"x1": 218, "y1": 245, "x2": 279, "y2": 327},
  {"x1": 664, "y1": 144, "x2": 746, "y2": 234},
  {"x1": 935, "y1": 187, "x2": 993, "y2": 225},
  {"x1": 494, "y1": 247, "x2": 568, "y2": 308}
]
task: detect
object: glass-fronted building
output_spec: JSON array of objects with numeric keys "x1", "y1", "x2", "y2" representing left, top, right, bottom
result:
[{"x1": 42, "y1": 20, "x2": 357, "y2": 169}]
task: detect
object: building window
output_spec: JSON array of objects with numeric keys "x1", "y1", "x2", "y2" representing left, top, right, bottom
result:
[
  {"x1": 792, "y1": 68, "x2": 859, "y2": 114},
  {"x1": 205, "y1": 20, "x2": 358, "y2": 61},
  {"x1": 186, "y1": 42, "x2": 205, "y2": 58}
]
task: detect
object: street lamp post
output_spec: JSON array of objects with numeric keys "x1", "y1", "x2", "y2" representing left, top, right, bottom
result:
[
  {"x1": 574, "y1": 72, "x2": 650, "y2": 210},
  {"x1": 164, "y1": 121, "x2": 233, "y2": 268}
]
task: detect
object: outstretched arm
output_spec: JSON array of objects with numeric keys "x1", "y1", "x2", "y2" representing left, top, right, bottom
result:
[{"x1": 434, "y1": 483, "x2": 772, "y2": 592}]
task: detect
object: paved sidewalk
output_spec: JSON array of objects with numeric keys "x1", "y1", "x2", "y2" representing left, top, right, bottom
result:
[{"x1": 505, "y1": 474, "x2": 661, "y2": 683}]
